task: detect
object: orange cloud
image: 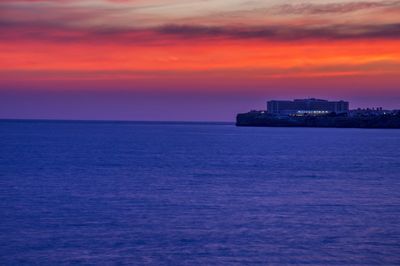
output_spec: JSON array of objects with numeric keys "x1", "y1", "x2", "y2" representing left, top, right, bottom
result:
[{"x1": 1, "y1": 0, "x2": 400, "y2": 95}]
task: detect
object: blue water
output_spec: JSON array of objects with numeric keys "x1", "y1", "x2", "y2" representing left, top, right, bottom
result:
[{"x1": 1, "y1": 120, "x2": 400, "y2": 265}]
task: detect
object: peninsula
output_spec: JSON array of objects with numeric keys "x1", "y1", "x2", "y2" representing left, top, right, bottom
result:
[{"x1": 236, "y1": 98, "x2": 400, "y2": 129}]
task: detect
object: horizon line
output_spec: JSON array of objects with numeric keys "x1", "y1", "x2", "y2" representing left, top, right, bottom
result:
[{"x1": 0, "y1": 118, "x2": 235, "y2": 125}]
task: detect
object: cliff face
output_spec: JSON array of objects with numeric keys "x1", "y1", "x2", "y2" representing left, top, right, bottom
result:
[{"x1": 236, "y1": 111, "x2": 400, "y2": 128}]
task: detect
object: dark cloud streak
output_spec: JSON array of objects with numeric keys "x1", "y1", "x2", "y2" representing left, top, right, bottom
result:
[
  {"x1": 274, "y1": 1, "x2": 400, "y2": 15},
  {"x1": 157, "y1": 23, "x2": 400, "y2": 41},
  {"x1": 1, "y1": 21, "x2": 400, "y2": 43}
]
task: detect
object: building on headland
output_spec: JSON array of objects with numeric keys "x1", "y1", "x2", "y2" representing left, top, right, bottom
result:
[
  {"x1": 236, "y1": 98, "x2": 400, "y2": 128},
  {"x1": 267, "y1": 98, "x2": 349, "y2": 116},
  {"x1": 348, "y1": 107, "x2": 393, "y2": 117}
]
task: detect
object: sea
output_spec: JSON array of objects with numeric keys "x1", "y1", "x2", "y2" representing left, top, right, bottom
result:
[{"x1": 1, "y1": 120, "x2": 400, "y2": 265}]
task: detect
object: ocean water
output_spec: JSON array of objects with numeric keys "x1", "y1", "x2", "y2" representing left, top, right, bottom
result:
[{"x1": 1, "y1": 120, "x2": 400, "y2": 265}]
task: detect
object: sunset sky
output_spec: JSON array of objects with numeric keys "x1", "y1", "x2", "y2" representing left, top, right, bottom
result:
[{"x1": 1, "y1": 0, "x2": 400, "y2": 121}]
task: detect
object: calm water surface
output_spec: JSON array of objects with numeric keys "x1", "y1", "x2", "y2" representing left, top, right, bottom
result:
[{"x1": 1, "y1": 120, "x2": 400, "y2": 265}]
